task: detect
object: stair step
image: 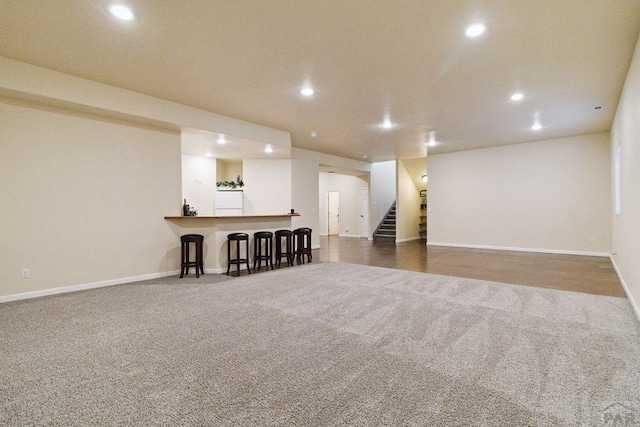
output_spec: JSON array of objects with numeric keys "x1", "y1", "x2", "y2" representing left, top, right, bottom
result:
[
  {"x1": 373, "y1": 234, "x2": 395, "y2": 239},
  {"x1": 374, "y1": 202, "x2": 398, "y2": 240}
]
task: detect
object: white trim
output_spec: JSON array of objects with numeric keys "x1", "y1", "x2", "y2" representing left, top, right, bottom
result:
[
  {"x1": 338, "y1": 234, "x2": 362, "y2": 238},
  {"x1": 319, "y1": 233, "x2": 329, "y2": 236},
  {"x1": 610, "y1": 256, "x2": 640, "y2": 322},
  {"x1": 180, "y1": 268, "x2": 224, "y2": 276},
  {"x1": 426, "y1": 242, "x2": 609, "y2": 257},
  {"x1": 1, "y1": 270, "x2": 182, "y2": 303},
  {"x1": 312, "y1": 244, "x2": 321, "y2": 250},
  {"x1": 396, "y1": 237, "x2": 421, "y2": 243}
]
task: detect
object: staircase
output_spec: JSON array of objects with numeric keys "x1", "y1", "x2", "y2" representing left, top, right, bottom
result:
[{"x1": 373, "y1": 202, "x2": 396, "y2": 240}]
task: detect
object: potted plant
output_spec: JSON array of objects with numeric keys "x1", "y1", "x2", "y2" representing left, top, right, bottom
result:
[{"x1": 216, "y1": 175, "x2": 244, "y2": 190}]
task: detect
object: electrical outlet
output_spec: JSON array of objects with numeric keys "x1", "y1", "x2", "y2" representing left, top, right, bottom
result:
[
  {"x1": 21, "y1": 268, "x2": 30, "y2": 279},
  {"x1": 589, "y1": 238, "x2": 595, "y2": 244}
]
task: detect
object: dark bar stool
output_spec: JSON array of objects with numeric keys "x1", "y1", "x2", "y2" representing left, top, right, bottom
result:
[
  {"x1": 293, "y1": 227, "x2": 313, "y2": 264},
  {"x1": 253, "y1": 231, "x2": 274, "y2": 271},
  {"x1": 227, "y1": 233, "x2": 251, "y2": 276},
  {"x1": 180, "y1": 234, "x2": 204, "y2": 278},
  {"x1": 274, "y1": 229, "x2": 294, "y2": 267}
]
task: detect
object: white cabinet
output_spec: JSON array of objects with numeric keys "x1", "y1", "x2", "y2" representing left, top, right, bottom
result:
[{"x1": 215, "y1": 190, "x2": 244, "y2": 216}]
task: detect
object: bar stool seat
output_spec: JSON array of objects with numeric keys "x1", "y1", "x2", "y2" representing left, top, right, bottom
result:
[
  {"x1": 293, "y1": 227, "x2": 313, "y2": 264},
  {"x1": 274, "y1": 229, "x2": 294, "y2": 267},
  {"x1": 227, "y1": 233, "x2": 251, "y2": 276},
  {"x1": 253, "y1": 231, "x2": 274, "y2": 271},
  {"x1": 180, "y1": 234, "x2": 204, "y2": 278}
]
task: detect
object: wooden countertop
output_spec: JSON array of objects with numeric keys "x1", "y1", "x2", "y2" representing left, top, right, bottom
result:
[{"x1": 164, "y1": 213, "x2": 300, "y2": 220}]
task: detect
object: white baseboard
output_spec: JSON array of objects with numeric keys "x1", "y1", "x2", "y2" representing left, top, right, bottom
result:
[
  {"x1": 426, "y1": 242, "x2": 609, "y2": 257},
  {"x1": 312, "y1": 244, "x2": 321, "y2": 249},
  {"x1": 321, "y1": 233, "x2": 369, "y2": 239},
  {"x1": 396, "y1": 237, "x2": 421, "y2": 243},
  {"x1": 610, "y1": 257, "x2": 640, "y2": 322},
  {"x1": 0, "y1": 270, "x2": 185, "y2": 304}
]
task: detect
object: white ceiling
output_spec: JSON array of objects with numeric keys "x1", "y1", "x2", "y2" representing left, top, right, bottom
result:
[
  {"x1": 2, "y1": 1, "x2": 640, "y2": 162},
  {"x1": 182, "y1": 128, "x2": 291, "y2": 160}
]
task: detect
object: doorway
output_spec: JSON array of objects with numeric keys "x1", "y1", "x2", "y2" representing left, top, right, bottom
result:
[{"x1": 328, "y1": 191, "x2": 340, "y2": 235}]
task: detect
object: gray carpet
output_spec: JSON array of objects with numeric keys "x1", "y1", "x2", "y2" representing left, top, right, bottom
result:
[{"x1": 1, "y1": 262, "x2": 639, "y2": 426}]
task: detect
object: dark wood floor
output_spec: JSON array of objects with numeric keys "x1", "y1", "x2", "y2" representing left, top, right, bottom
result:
[{"x1": 316, "y1": 236, "x2": 625, "y2": 297}]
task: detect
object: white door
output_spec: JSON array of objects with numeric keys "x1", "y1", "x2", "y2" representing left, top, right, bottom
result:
[
  {"x1": 359, "y1": 188, "x2": 369, "y2": 238},
  {"x1": 328, "y1": 191, "x2": 340, "y2": 235}
]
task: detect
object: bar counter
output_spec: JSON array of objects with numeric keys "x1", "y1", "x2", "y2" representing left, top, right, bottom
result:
[
  {"x1": 164, "y1": 213, "x2": 300, "y2": 220},
  {"x1": 164, "y1": 213, "x2": 300, "y2": 273}
]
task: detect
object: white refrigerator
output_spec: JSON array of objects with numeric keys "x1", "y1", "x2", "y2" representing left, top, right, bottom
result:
[{"x1": 215, "y1": 190, "x2": 244, "y2": 216}]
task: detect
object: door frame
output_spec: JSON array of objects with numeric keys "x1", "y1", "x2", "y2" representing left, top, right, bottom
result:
[
  {"x1": 327, "y1": 191, "x2": 340, "y2": 236},
  {"x1": 359, "y1": 188, "x2": 369, "y2": 238}
]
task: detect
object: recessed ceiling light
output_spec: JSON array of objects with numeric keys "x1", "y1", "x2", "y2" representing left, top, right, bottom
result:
[
  {"x1": 300, "y1": 87, "x2": 314, "y2": 96},
  {"x1": 510, "y1": 93, "x2": 524, "y2": 101},
  {"x1": 205, "y1": 151, "x2": 213, "y2": 157},
  {"x1": 380, "y1": 118, "x2": 394, "y2": 129},
  {"x1": 362, "y1": 155, "x2": 368, "y2": 159},
  {"x1": 217, "y1": 136, "x2": 227, "y2": 145},
  {"x1": 427, "y1": 131, "x2": 437, "y2": 147},
  {"x1": 264, "y1": 146, "x2": 273, "y2": 153},
  {"x1": 310, "y1": 131, "x2": 317, "y2": 138},
  {"x1": 108, "y1": 4, "x2": 135, "y2": 21},
  {"x1": 531, "y1": 123, "x2": 542, "y2": 131},
  {"x1": 465, "y1": 24, "x2": 485, "y2": 38}
]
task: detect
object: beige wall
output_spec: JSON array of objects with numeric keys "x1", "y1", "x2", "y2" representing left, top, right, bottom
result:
[
  {"x1": 611, "y1": 32, "x2": 640, "y2": 316},
  {"x1": 427, "y1": 133, "x2": 611, "y2": 255},
  {"x1": 291, "y1": 148, "x2": 370, "y2": 248},
  {"x1": 216, "y1": 160, "x2": 243, "y2": 184},
  {"x1": 318, "y1": 173, "x2": 369, "y2": 237},
  {"x1": 182, "y1": 153, "x2": 217, "y2": 215},
  {"x1": 0, "y1": 102, "x2": 182, "y2": 299},
  {"x1": 291, "y1": 150, "x2": 320, "y2": 247},
  {"x1": 396, "y1": 160, "x2": 422, "y2": 242},
  {"x1": 243, "y1": 159, "x2": 291, "y2": 215}
]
